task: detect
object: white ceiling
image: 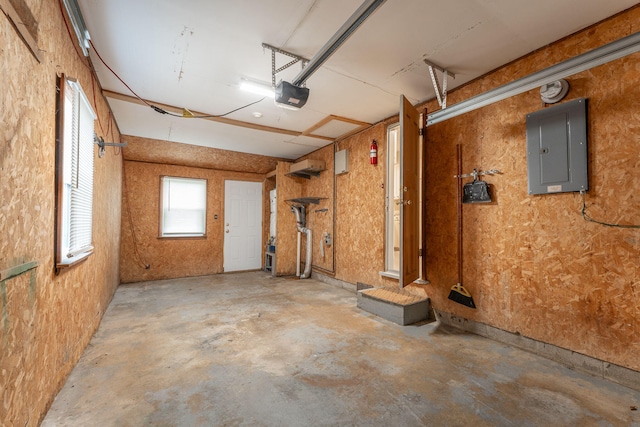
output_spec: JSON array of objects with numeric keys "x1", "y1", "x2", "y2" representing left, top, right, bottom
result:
[{"x1": 78, "y1": 0, "x2": 638, "y2": 159}]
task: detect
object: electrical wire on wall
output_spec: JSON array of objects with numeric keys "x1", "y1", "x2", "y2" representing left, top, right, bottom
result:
[
  {"x1": 580, "y1": 191, "x2": 640, "y2": 229},
  {"x1": 58, "y1": 0, "x2": 124, "y2": 156},
  {"x1": 88, "y1": 40, "x2": 267, "y2": 119},
  {"x1": 90, "y1": 74, "x2": 120, "y2": 155}
]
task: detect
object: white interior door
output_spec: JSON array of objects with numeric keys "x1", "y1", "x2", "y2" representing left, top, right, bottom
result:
[{"x1": 224, "y1": 180, "x2": 263, "y2": 272}]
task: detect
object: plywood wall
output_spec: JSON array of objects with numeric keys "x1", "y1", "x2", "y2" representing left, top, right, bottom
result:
[
  {"x1": 119, "y1": 159, "x2": 267, "y2": 283},
  {"x1": 302, "y1": 147, "x2": 335, "y2": 273},
  {"x1": 420, "y1": 8, "x2": 640, "y2": 371},
  {"x1": 1, "y1": 0, "x2": 123, "y2": 425},
  {"x1": 123, "y1": 135, "x2": 280, "y2": 174},
  {"x1": 334, "y1": 123, "x2": 398, "y2": 287},
  {"x1": 274, "y1": 161, "x2": 301, "y2": 275},
  {"x1": 323, "y1": 6, "x2": 640, "y2": 374},
  {"x1": 271, "y1": 146, "x2": 339, "y2": 277}
]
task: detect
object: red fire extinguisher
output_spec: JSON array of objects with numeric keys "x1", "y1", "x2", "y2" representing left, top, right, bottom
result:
[{"x1": 370, "y1": 140, "x2": 378, "y2": 165}]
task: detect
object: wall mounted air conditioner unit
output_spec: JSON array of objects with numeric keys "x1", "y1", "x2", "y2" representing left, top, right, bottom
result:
[{"x1": 290, "y1": 159, "x2": 325, "y2": 174}]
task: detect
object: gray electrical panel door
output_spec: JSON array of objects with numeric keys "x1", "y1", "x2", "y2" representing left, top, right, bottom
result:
[{"x1": 526, "y1": 98, "x2": 588, "y2": 195}]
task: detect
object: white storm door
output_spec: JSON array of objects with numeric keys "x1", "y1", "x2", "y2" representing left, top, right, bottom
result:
[{"x1": 224, "y1": 180, "x2": 263, "y2": 272}]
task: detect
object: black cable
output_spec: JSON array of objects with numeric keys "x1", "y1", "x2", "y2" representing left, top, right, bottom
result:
[
  {"x1": 89, "y1": 40, "x2": 152, "y2": 109},
  {"x1": 188, "y1": 97, "x2": 267, "y2": 118},
  {"x1": 148, "y1": 97, "x2": 267, "y2": 118},
  {"x1": 89, "y1": 40, "x2": 267, "y2": 119},
  {"x1": 580, "y1": 191, "x2": 640, "y2": 229}
]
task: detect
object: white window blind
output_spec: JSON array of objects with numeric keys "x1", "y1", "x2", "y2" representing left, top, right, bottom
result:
[
  {"x1": 161, "y1": 177, "x2": 207, "y2": 237},
  {"x1": 58, "y1": 78, "x2": 96, "y2": 266}
]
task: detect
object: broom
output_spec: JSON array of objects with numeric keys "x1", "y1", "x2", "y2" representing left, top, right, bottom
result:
[{"x1": 448, "y1": 144, "x2": 476, "y2": 308}]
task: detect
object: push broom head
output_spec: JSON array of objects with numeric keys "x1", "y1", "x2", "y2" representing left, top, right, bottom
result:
[{"x1": 448, "y1": 283, "x2": 476, "y2": 308}]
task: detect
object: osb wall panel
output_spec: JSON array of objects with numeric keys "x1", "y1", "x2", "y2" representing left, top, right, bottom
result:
[
  {"x1": 123, "y1": 134, "x2": 281, "y2": 174},
  {"x1": 274, "y1": 145, "x2": 350, "y2": 276},
  {"x1": 120, "y1": 160, "x2": 265, "y2": 283},
  {"x1": 1, "y1": 0, "x2": 122, "y2": 425},
  {"x1": 334, "y1": 122, "x2": 397, "y2": 287},
  {"x1": 274, "y1": 161, "x2": 302, "y2": 275},
  {"x1": 297, "y1": 146, "x2": 335, "y2": 273},
  {"x1": 422, "y1": 8, "x2": 640, "y2": 371}
]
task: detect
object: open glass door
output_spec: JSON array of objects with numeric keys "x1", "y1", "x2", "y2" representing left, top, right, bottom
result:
[{"x1": 399, "y1": 95, "x2": 420, "y2": 287}]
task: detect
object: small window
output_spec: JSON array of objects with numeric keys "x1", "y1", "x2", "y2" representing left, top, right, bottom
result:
[
  {"x1": 160, "y1": 176, "x2": 207, "y2": 237},
  {"x1": 55, "y1": 76, "x2": 96, "y2": 269}
]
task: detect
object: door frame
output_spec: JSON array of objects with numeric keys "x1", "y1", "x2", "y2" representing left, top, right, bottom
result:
[
  {"x1": 223, "y1": 180, "x2": 263, "y2": 272},
  {"x1": 399, "y1": 95, "x2": 420, "y2": 287}
]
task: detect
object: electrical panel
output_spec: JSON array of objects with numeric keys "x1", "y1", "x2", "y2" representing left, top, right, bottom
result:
[{"x1": 526, "y1": 98, "x2": 588, "y2": 195}]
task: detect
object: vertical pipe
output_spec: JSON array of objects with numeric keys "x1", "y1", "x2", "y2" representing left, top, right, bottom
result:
[
  {"x1": 296, "y1": 231, "x2": 301, "y2": 277},
  {"x1": 302, "y1": 229, "x2": 312, "y2": 279}
]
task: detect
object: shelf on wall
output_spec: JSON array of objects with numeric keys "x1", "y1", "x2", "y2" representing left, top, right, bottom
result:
[
  {"x1": 286, "y1": 197, "x2": 327, "y2": 205},
  {"x1": 286, "y1": 170, "x2": 322, "y2": 179}
]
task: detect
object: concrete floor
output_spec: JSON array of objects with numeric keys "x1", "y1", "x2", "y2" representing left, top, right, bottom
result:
[{"x1": 43, "y1": 272, "x2": 640, "y2": 427}]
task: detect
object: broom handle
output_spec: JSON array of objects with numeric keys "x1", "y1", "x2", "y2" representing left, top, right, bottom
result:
[{"x1": 456, "y1": 144, "x2": 463, "y2": 284}]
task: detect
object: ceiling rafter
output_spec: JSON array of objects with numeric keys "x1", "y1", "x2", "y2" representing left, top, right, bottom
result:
[
  {"x1": 302, "y1": 114, "x2": 370, "y2": 138},
  {"x1": 102, "y1": 90, "x2": 334, "y2": 141}
]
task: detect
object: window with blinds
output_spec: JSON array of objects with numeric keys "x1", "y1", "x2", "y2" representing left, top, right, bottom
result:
[
  {"x1": 56, "y1": 76, "x2": 96, "y2": 269},
  {"x1": 160, "y1": 176, "x2": 207, "y2": 237}
]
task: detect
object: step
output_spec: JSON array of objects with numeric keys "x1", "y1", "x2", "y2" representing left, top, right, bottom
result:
[{"x1": 357, "y1": 286, "x2": 431, "y2": 325}]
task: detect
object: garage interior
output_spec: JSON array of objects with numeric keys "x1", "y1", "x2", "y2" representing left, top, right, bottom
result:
[{"x1": 2, "y1": 0, "x2": 640, "y2": 425}]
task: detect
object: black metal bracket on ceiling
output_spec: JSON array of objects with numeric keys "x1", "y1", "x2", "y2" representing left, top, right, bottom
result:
[
  {"x1": 426, "y1": 30, "x2": 640, "y2": 127},
  {"x1": 262, "y1": 0, "x2": 388, "y2": 89},
  {"x1": 261, "y1": 43, "x2": 309, "y2": 88},
  {"x1": 424, "y1": 59, "x2": 455, "y2": 109}
]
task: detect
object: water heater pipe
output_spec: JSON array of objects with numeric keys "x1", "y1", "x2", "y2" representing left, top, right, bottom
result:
[
  {"x1": 291, "y1": 206, "x2": 312, "y2": 279},
  {"x1": 296, "y1": 232, "x2": 301, "y2": 277}
]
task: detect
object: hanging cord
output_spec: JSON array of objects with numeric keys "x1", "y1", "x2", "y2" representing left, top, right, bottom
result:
[
  {"x1": 89, "y1": 40, "x2": 153, "y2": 108},
  {"x1": 88, "y1": 40, "x2": 266, "y2": 118},
  {"x1": 59, "y1": 0, "x2": 123, "y2": 156},
  {"x1": 580, "y1": 190, "x2": 640, "y2": 229},
  {"x1": 90, "y1": 74, "x2": 121, "y2": 156},
  {"x1": 122, "y1": 163, "x2": 150, "y2": 269},
  {"x1": 175, "y1": 97, "x2": 267, "y2": 118},
  {"x1": 90, "y1": 73, "x2": 107, "y2": 136}
]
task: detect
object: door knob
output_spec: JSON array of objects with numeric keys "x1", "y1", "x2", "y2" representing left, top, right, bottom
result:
[{"x1": 226, "y1": 229, "x2": 230, "y2": 233}]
